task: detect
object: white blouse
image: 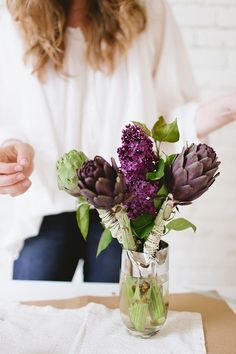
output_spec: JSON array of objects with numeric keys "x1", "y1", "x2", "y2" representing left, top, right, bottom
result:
[{"x1": 0, "y1": 0, "x2": 199, "y2": 278}]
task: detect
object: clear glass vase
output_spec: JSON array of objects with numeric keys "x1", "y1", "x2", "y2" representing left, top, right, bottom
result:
[{"x1": 119, "y1": 241, "x2": 169, "y2": 338}]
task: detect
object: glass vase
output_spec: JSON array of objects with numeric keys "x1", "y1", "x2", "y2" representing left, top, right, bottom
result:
[{"x1": 119, "y1": 241, "x2": 169, "y2": 338}]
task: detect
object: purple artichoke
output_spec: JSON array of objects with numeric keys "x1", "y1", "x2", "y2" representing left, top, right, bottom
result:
[
  {"x1": 169, "y1": 143, "x2": 220, "y2": 205},
  {"x1": 77, "y1": 156, "x2": 126, "y2": 209}
]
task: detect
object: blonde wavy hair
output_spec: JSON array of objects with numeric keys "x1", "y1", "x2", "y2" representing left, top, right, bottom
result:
[{"x1": 7, "y1": 0, "x2": 146, "y2": 77}]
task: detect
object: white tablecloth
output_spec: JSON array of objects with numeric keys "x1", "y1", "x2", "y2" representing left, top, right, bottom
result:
[{"x1": 0, "y1": 302, "x2": 206, "y2": 354}]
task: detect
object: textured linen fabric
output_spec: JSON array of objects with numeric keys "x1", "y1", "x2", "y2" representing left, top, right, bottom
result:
[
  {"x1": 0, "y1": 302, "x2": 206, "y2": 354},
  {"x1": 0, "y1": 0, "x2": 199, "y2": 278}
]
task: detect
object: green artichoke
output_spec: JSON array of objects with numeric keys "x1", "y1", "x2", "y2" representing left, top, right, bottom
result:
[
  {"x1": 169, "y1": 143, "x2": 220, "y2": 205},
  {"x1": 57, "y1": 150, "x2": 88, "y2": 196},
  {"x1": 78, "y1": 156, "x2": 126, "y2": 209}
]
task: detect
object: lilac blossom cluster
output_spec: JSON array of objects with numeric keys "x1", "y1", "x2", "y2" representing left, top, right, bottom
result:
[
  {"x1": 117, "y1": 124, "x2": 157, "y2": 181},
  {"x1": 117, "y1": 124, "x2": 159, "y2": 219},
  {"x1": 125, "y1": 180, "x2": 159, "y2": 219}
]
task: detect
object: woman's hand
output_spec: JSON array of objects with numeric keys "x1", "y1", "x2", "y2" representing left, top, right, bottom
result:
[
  {"x1": 195, "y1": 91, "x2": 236, "y2": 138},
  {"x1": 0, "y1": 140, "x2": 34, "y2": 197}
]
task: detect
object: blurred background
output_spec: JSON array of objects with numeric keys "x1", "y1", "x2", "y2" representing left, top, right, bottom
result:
[
  {"x1": 0, "y1": 0, "x2": 235, "y2": 289},
  {"x1": 166, "y1": 0, "x2": 236, "y2": 290}
]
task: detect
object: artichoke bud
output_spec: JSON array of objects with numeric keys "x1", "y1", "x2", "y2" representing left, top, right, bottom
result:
[
  {"x1": 78, "y1": 156, "x2": 126, "y2": 209},
  {"x1": 169, "y1": 143, "x2": 220, "y2": 205},
  {"x1": 56, "y1": 150, "x2": 88, "y2": 197}
]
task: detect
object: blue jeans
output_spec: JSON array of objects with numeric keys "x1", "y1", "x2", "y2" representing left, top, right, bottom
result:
[{"x1": 13, "y1": 211, "x2": 122, "y2": 282}]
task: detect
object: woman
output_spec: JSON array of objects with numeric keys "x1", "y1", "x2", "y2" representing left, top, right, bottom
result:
[{"x1": 0, "y1": 0, "x2": 235, "y2": 281}]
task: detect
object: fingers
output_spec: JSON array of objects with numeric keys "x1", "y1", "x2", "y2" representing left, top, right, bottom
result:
[
  {"x1": 0, "y1": 162, "x2": 24, "y2": 175},
  {"x1": 0, "y1": 172, "x2": 26, "y2": 187},
  {"x1": 0, "y1": 178, "x2": 32, "y2": 197},
  {"x1": 0, "y1": 142, "x2": 34, "y2": 196},
  {"x1": 15, "y1": 143, "x2": 34, "y2": 168},
  {"x1": 15, "y1": 142, "x2": 34, "y2": 178}
]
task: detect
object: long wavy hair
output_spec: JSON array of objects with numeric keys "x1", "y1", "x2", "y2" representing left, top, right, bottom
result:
[{"x1": 7, "y1": 0, "x2": 146, "y2": 77}]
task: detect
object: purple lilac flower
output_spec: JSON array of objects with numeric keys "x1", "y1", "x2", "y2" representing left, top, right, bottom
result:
[
  {"x1": 117, "y1": 124, "x2": 157, "y2": 182},
  {"x1": 117, "y1": 124, "x2": 160, "y2": 219},
  {"x1": 125, "y1": 179, "x2": 159, "y2": 219}
]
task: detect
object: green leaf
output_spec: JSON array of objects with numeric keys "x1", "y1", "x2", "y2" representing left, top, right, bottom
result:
[
  {"x1": 164, "y1": 154, "x2": 177, "y2": 182},
  {"x1": 166, "y1": 218, "x2": 197, "y2": 233},
  {"x1": 132, "y1": 121, "x2": 151, "y2": 136},
  {"x1": 96, "y1": 229, "x2": 113, "y2": 257},
  {"x1": 138, "y1": 224, "x2": 155, "y2": 239},
  {"x1": 157, "y1": 184, "x2": 169, "y2": 197},
  {"x1": 165, "y1": 154, "x2": 176, "y2": 171},
  {"x1": 131, "y1": 214, "x2": 154, "y2": 239},
  {"x1": 76, "y1": 195, "x2": 89, "y2": 207},
  {"x1": 152, "y1": 116, "x2": 180, "y2": 143},
  {"x1": 154, "y1": 184, "x2": 169, "y2": 210},
  {"x1": 76, "y1": 203, "x2": 90, "y2": 240},
  {"x1": 146, "y1": 159, "x2": 165, "y2": 181}
]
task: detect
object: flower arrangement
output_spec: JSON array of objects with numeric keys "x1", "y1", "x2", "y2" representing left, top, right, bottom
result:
[{"x1": 57, "y1": 116, "x2": 220, "y2": 335}]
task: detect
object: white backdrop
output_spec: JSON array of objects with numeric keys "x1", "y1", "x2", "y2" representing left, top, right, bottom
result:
[
  {"x1": 0, "y1": 0, "x2": 236, "y2": 288},
  {"x1": 166, "y1": 0, "x2": 236, "y2": 289}
]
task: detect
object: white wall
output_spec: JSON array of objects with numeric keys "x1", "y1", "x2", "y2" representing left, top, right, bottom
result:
[
  {"x1": 166, "y1": 0, "x2": 236, "y2": 290},
  {"x1": 169, "y1": 0, "x2": 236, "y2": 99}
]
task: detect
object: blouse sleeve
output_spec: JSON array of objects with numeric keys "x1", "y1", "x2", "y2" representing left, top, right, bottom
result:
[{"x1": 146, "y1": 0, "x2": 200, "y2": 147}]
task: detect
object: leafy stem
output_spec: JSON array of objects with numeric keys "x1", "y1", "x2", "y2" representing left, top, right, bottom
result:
[{"x1": 155, "y1": 140, "x2": 160, "y2": 157}]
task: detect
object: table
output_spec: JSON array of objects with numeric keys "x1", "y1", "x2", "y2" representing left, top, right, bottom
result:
[
  {"x1": 23, "y1": 291, "x2": 236, "y2": 354},
  {"x1": 0, "y1": 281, "x2": 236, "y2": 354},
  {"x1": 0, "y1": 280, "x2": 119, "y2": 301},
  {"x1": 1, "y1": 280, "x2": 236, "y2": 313}
]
